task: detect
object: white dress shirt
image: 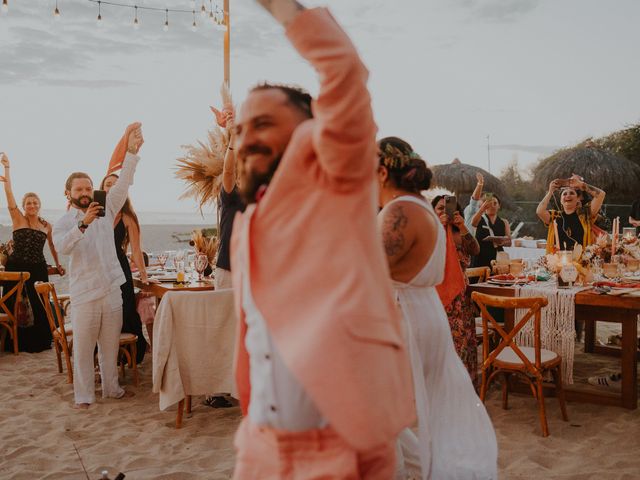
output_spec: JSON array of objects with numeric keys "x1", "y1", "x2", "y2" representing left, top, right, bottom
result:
[
  {"x1": 53, "y1": 154, "x2": 139, "y2": 306},
  {"x1": 241, "y1": 236, "x2": 326, "y2": 431}
]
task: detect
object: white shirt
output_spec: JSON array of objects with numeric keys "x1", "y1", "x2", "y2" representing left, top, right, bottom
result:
[
  {"x1": 53, "y1": 154, "x2": 139, "y2": 306},
  {"x1": 464, "y1": 197, "x2": 481, "y2": 235},
  {"x1": 241, "y1": 229, "x2": 326, "y2": 431}
]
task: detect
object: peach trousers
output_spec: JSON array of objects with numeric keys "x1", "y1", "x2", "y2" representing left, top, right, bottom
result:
[{"x1": 232, "y1": 418, "x2": 396, "y2": 480}]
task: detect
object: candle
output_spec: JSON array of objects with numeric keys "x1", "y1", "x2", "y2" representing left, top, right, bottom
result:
[
  {"x1": 553, "y1": 220, "x2": 560, "y2": 251},
  {"x1": 611, "y1": 217, "x2": 619, "y2": 258}
]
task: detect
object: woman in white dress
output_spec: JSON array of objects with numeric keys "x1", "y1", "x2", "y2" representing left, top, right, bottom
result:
[{"x1": 377, "y1": 137, "x2": 498, "y2": 480}]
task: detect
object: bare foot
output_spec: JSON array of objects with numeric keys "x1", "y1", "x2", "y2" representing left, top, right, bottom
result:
[{"x1": 74, "y1": 403, "x2": 90, "y2": 410}]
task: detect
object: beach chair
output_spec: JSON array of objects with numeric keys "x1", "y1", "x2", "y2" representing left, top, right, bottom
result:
[
  {"x1": 471, "y1": 292, "x2": 569, "y2": 437},
  {"x1": 0, "y1": 271, "x2": 30, "y2": 355},
  {"x1": 34, "y1": 282, "x2": 74, "y2": 383}
]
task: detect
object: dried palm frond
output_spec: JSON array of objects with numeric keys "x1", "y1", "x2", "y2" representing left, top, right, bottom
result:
[
  {"x1": 191, "y1": 229, "x2": 218, "y2": 264},
  {"x1": 175, "y1": 126, "x2": 229, "y2": 211}
]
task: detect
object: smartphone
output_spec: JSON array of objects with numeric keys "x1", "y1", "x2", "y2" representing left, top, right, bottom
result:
[
  {"x1": 483, "y1": 192, "x2": 494, "y2": 201},
  {"x1": 556, "y1": 178, "x2": 572, "y2": 188},
  {"x1": 93, "y1": 190, "x2": 107, "y2": 217},
  {"x1": 445, "y1": 195, "x2": 457, "y2": 220}
]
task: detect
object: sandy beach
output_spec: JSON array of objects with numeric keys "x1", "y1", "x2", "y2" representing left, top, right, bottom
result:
[{"x1": 1, "y1": 330, "x2": 639, "y2": 479}]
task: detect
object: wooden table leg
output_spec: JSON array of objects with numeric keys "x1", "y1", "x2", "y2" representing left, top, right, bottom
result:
[
  {"x1": 621, "y1": 314, "x2": 638, "y2": 409},
  {"x1": 584, "y1": 318, "x2": 596, "y2": 353},
  {"x1": 176, "y1": 399, "x2": 184, "y2": 428},
  {"x1": 186, "y1": 395, "x2": 192, "y2": 414}
]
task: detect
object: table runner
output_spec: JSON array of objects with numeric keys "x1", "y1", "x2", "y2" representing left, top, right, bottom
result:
[{"x1": 515, "y1": 282, "x2": 589, "y2": 384}]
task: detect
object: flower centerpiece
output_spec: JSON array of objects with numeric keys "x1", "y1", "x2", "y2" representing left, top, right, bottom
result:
[{"x1": 546, "y1": 244, "x2": 592, "y2": 286}]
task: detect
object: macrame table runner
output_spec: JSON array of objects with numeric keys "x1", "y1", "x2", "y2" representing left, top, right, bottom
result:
[{"x1": 514, "y1": 282, "x2": 589, "y2": 384}]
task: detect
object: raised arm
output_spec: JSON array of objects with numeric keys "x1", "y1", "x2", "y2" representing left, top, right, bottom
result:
[
  {"x1": 471, "y1": 200, "x2": 490, "y2": 228},
  {"x1": 583, "y1": 182, "x2": 605, "y2": 219},
  {"x1": 536, "y1": 180, "x2": 559, "y2": 225},
  {"x1": 0, "y1": 153, "x2": 26, "y2": 228},
  {"x1": 258, "y1": 1, "x2": 376, "y2": 185},
  {"x1": 106, "y1": 127, "x2": 143, "y2": 215},
  {"x1": 219, "y1": 110, "x2": 236, "y2": 194}
]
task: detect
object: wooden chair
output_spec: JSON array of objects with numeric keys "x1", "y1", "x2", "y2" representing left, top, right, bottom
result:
[
  {"x1": 471, "y1": 291, "x2": 569, "y2": 436},
  {"x1": 0, "y1": 271, "x2": 30, "y2": 355},
  {"x1": 466, "y1": 267, "x2": 494, "y2": 343},
  {"x1": 34, "y1": 282, "x2": 74, "y2": 383},
  {"x1": 118, "y1": 333, "x2": 139, "y2": 387}
]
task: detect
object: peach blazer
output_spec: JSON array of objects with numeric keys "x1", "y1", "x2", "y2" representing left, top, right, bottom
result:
[{"x1": 230, "y1": 8, "x2": 415, "y2": 452}]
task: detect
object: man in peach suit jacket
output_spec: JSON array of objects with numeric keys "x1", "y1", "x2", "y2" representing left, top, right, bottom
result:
[{"x1": 229, "y1": 1, "x2": 415, "y2": 478}]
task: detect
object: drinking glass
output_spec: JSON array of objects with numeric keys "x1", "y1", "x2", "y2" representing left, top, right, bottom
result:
[
  {"x1": 195, "y1": 253, "x2": 209, "y2": 281},
  {"x1": 157, "y1": 252, "x2": 168, "y2": 270}
]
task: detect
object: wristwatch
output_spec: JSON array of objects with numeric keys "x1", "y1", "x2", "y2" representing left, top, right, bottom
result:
[{"x1": 77, "y1": 220, "x2": 88, "y2": 232}]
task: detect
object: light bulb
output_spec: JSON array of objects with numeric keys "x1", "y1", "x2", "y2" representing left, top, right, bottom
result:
[
  {"x1": 209, "y1": 11, "x2": 214, "y2": 23},
  {"x1": 133, "y1": 18, "x2": 139, "y2": 29},
  {"x1": 1, "y1": 0, "x2": 8, "y2": 14},
  {"x1": 191, "y1": 21, "x2": 197, "y2": 32},
  {"x1": 200, "y1": 5, "x2": 206, "y2": 17},
  {"x1": 54, "y1": 7, "x2": 60, "y2": 20},
  {"x1": 163, "y1": 21, "x2": 169, "y2": 32},
  {"x1": 96, "y1": 14, "x2": 102, "y2": 27}
]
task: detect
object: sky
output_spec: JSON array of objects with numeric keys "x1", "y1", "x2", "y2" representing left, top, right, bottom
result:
[{"x1": 1, "y1": 0, "x2": 639, "y2": 218}]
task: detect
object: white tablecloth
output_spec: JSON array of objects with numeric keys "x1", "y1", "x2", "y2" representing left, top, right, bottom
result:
[
  {"x1": 152, "y1": 289, "x2": 237, "y2": 410},
  {"x1": 503, "y1": 246, "x2": 546, "y2": 261}
]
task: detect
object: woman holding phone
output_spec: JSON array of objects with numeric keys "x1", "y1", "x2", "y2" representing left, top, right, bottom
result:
[
  {"x1": 0, "y1": 152, "x2": 64, "y2": 352},
  {"x1": 432, "y1": 195, "x2": 480, "y2": 384},
  {"x1": 471, "y1": 193, "x2": 511, "y2": 268},
  {"x1": 100, "y1": 174, "x2": 148, "y2": 363},
  {"x1": 536, "y1": 175, "x2": 605, "y2": 253}
]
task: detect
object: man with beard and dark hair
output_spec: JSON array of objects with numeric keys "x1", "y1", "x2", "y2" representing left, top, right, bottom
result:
[
  {"x1": 53, "y1": 124, "x2": 143, "y2": 409},
  {"x1": 228, "y1": 1, "x2": 414, "y2": 478}
]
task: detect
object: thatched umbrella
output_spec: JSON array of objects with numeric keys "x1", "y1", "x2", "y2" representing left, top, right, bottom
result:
[
  {"x1": 430, "y1": 159, "x2": 510, "y2": 207},
  {"x1": 532, "y1": 144, "x2": 640, "y2": 203}
]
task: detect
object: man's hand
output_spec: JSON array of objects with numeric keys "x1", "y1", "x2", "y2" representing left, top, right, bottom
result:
[
  {"x1": 83, "y1": 202, "x2": 103, "y2": 225},
  {"x1": 255, "y1": 0, "x2": 305, "y2": 27},
  {"x1": 127, "y1": 124, "x2": 144, "y2": 155}
]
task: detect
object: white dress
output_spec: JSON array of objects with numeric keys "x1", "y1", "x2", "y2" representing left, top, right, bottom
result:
[{"x1": 385, "y1": 196, "x2": 498, "y2": 480}]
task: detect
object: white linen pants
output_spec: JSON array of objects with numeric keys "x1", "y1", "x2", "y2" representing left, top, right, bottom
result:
[
  {"x1": 214, "y1": 267, "x2": 233, "y2": 289},
  {"x1": 71, "y1": 290, "x2": 124, "y2": 404}
]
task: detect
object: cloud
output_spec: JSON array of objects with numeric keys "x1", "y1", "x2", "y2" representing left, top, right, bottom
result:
[{"x1": 454, "y1": 0, "x2": 540, "y2": 22}]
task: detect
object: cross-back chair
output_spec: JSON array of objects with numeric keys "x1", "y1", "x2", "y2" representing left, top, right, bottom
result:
[
  {"x1": 0, "y1": 271, "x2": 30, "y2": 355},
  {"x1": 471, "y1": 291, "x2": 569, "y2": 437},
  {"x1": 34, "y1": 282, "x2": 74, "y2": 383}
]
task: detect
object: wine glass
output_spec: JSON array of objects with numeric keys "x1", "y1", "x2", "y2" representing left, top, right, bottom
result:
[
  {"x1": 157, "y1": 252, "x2": 168, "y2": 270},
  {"x1": 195, "y1": 253, "x2": 209, "y2": 282}
]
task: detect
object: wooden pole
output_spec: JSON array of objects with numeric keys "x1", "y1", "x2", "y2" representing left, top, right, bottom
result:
[{"x1": 224, "y1": 0, "x2": 230, "y2": 86}]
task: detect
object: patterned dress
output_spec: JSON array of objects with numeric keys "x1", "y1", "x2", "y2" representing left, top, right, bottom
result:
[{"x1": 444, "y1": 232, "x2": 480, "y2": 386}]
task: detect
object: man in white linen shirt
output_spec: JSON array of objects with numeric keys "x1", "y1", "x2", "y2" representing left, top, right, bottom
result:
[{"x1": 53, "y1": 125, "x2": 144, "y2": 409}]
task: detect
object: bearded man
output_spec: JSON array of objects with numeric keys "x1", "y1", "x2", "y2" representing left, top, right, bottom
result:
[
  {"x1": 53, "y1": 124, "x2": 143, "y2": 409},
  {"x1": 229, "y1": 1, "x2": 414, "y2": 478}
]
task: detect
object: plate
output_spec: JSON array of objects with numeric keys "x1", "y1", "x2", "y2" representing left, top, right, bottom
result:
[{"x1": 149, "y1": 274, "x2": 178, "y2": 283}]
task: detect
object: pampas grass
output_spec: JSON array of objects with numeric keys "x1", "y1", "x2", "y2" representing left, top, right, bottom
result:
[
  {"x1": 191, "y1": 229, "x2": 218, "y2": 264},
  {"x1": 174, "y1": 83, "x2": 234, "y2": 211}
]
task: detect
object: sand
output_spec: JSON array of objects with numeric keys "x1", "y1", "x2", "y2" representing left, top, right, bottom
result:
[{"x1": 1, "y1": 333, "x2": 639, "y2": 479}]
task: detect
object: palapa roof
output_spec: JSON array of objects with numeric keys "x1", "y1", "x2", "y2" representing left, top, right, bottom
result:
[
  {"x1": 532, "y1": 144, "x2": 640, "y2": 202},
  {"x1": 430, "y1": 159, "x2": 510, "y2": 206}
]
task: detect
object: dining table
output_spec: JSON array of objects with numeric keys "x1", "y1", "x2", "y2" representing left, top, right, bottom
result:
[{"x1": 469, "y1": 281, "x2": 639, "y2": 410}]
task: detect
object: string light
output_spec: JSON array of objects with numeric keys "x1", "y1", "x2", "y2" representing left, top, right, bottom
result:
[
  {"x1": 53, "y1": 0, "x2": 61, "y2": 19},
  {"x1": 163, "y1": 8, "x2": 169, "y2": 32},
  {"x1": 200, "y1": 0, "x2": 206, "y2": 18},
  {"x1": 1, "y1": 0, "x2": 8, "y2": 14},
  {"x1": 96, "y1": 1, "x2": 102, "y2": 26},
  {"x1": 133, "y1": 5, "x2": 139, "y2": 29},
  {"x1": 208, "y1": 0, "x2": 214, "y2": 24},
  {"x1": 191, "y1": 9, "x2": 197, "y2": 32}
]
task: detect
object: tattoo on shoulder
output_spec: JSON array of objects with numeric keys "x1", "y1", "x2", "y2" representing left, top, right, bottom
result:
[{"x1": 383, "y1": 205, "x2": 408, "y2": 257}]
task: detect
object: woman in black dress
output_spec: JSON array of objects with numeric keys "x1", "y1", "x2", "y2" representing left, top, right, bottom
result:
[
  {"x1": 470, "y1": 194, "x2": 512, "y2": 268},
  {"x1": 1, "y1": 153, "x2": 64, "y2": 352},
  {"x1": 101, "y1": 174, "x2": 148, "y2": 363}
]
